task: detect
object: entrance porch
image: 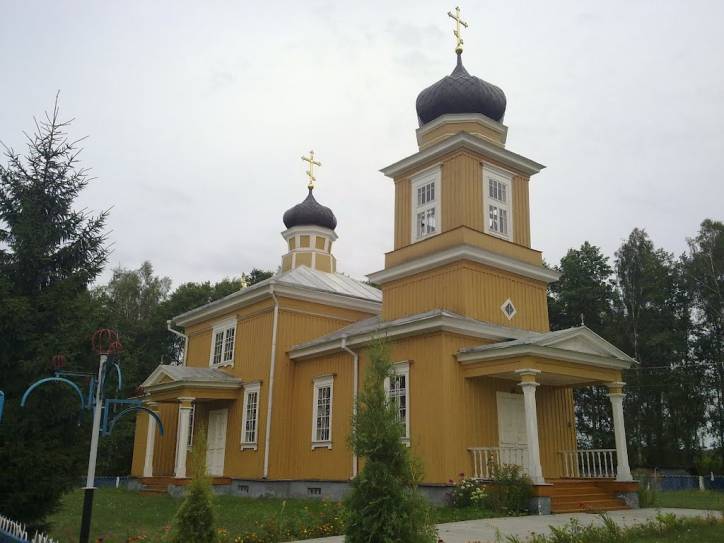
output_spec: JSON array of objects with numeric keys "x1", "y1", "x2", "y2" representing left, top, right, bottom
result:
[
  {"x1": 457, "y1": 327, "x2": 638, "y2": 513},
  {"x1": 133, "y1": 365, "x2": 242, "y2": 485}
]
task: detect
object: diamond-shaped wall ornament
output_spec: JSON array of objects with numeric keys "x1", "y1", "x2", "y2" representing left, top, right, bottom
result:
[{"x1": 501, "y1": 298, "x2": 517, "y2": 320}]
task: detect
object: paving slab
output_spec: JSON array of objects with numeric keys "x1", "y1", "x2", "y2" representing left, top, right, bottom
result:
[{"x1": 295, "y1": 508, "x2": 720, "y2": 543}]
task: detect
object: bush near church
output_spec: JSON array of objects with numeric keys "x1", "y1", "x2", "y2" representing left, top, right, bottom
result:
[{"x1": 448, "y1": 465, "x2": 532, "y2": 515}]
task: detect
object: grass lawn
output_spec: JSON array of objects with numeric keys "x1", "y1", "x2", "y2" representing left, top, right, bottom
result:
[
  {"x1": 47, "y1": 488, "x2": 494, "y2": 543},
  {"x1": 652, "y1": 490, "x2": 724, "y2": 511}
]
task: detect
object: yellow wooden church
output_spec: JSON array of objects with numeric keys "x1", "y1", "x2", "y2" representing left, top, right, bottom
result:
[{"x1": 130, "y1": 9, "x2": 639, "y2": 513}]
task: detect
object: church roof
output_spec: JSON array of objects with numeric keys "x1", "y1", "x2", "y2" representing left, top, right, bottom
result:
[
  {"x1": 173, "y1": 266, "x2": 380, "y2": 327},
  {"x1": 416, "y1": 53, "x2": 506, "y2": 126},
  {"x1": 141, "y1": 364, "x2": 242, "y2": 389},
  {"x1": 289, "y1": 308, "x2": 533, "y2": 359},
  {"x1": 283, "y1": 187, "x2": 337, "y2": 230}
]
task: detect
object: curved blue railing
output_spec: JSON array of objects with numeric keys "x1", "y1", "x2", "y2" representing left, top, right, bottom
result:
[
  {"x1": 21, "y1": 377, "x2": 85, "y2": 409},
  {"x1": 107, "y1": 406, "x2": 164, "y2": 436}
]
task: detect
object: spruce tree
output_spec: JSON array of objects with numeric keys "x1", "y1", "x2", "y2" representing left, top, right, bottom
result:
[
  {"x1": 0, "y1": 96, "x2": 108, "y2": 525},
  {"x1": 345, "y1": 340, "x2": 436, "y2": 543},
  {"x1": 170, "y1": 424, "x2": 217, "y2": 543}
]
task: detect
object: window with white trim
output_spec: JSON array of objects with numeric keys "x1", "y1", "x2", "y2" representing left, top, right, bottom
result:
[
  {"x1": 385, "y1": 362, "x2": 410, "y2": 442},
  {"x1": 411, "y1": 167, "x2": 441, "y2": 242},
  {"x1": 483, "y1": 166, "x2": 512, "y2": 240},
  {"x1": 209, "y1": 319, "x2": 236, "y2": 367},
  {"x1": 311, "y1": 376, "x2": 334, "y2": 448},
  {"x1": 241, "y1": 383, "x2": 260, "y2": 449}
]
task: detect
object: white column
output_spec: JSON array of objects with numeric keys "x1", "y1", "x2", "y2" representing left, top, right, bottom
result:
[
  {"x1": 517, "y1": 370, "x2": 544, "y2": 485},
  {"x1": 143, "y1": 402, "x2": 158, "y2": 478},
  {"x1": 174, "y1": 397, "x2": 195, "y2": 479},
  {"x1": 607, "y1": 383, "x2": 633, "y2": 482}
]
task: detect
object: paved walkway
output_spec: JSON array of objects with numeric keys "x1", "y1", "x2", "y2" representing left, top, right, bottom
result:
[{"x1": 296, "y1": 508, "x2": 720, "y2": 543}]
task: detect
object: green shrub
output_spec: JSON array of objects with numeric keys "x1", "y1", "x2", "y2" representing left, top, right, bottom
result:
[
  {"x1": 169, "y1": 424, "x2": 217, "y2": 543},
  {"x1": 500, "y1": 513, "x2": 723, "y2": 542},
  {"x1": 485, "y1": 464, "x2": 532, "y2": 515},
  {"x1": 448, "y1": 475, "x2": 487, "y2": 508},
  {"x1": 637, "y1": 476, "x2": 657, "y2": 508},
  {"x1": 344, "y1": 340, "x2": 437, "y2": 543}
]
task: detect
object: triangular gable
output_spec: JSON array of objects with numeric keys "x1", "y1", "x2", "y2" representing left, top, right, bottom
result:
[
  {"x1": 537, "y1": 327, "x2": 635, "y2": 364},
  {"x1": 141, "y1": 365, "x2": 176, "y2": 388}
]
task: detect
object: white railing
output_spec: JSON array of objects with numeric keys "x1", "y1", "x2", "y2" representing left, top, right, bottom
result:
[
  {"x1": 559, "y1": 449, "x2": 617, "y2": 478},
  {"x1": 0, "y1": 513, "x2": 59, "y2": 543},
  {"x1": 468, "y1": 446, "x2": 529, "y2": 479}
]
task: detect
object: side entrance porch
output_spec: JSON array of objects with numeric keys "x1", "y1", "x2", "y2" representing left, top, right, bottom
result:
[
  {"x1": 458, "y1": 327, "x2": 639, "y2": 513},
  {"x1": 130, "y1": 365, "x2": 243, "y2": 492}
]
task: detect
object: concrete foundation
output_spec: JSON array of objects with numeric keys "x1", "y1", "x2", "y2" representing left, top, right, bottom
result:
[
  {"x1": 130, "y1": 477, "x2": 452, "y2": 505},
  {"x1": 528, "y1": 495, "x2": 552, "y2": 515}
]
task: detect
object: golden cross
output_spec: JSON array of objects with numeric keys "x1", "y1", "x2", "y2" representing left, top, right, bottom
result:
[
  {"x1": 447, "y1": 6, "x2": 468, "y2": 54},
  {"x1": 301, "y1": 150, "x2": 322, "y2": 189}
]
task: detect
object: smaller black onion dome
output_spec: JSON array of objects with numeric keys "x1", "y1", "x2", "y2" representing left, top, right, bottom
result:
[
  {"x1": 416, "y1": 53, "x2": 507, "y2": 126},
  {"x1": 283, "y1": 188, "x2": 337, "y2": 230}
]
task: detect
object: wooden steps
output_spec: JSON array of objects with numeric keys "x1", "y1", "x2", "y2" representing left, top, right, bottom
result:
[
  {"x1": 138, "y1": 476, "x2": 231, "y2": 496},
  {"x1": 547, "y1": 479, "x2": 630, "y2": 513}
]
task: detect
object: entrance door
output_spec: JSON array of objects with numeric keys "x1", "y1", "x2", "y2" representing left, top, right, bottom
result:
[
  {"x1": 206, "y1": 408, "x2": 228, "y2": 476},
  {"x1": 496, "y1": 392, "x2": 528, "y2": 469}
]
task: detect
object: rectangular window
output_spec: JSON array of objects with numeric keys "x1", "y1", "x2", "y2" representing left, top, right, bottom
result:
[
  {"x1": 411, "y1": 167, "x2": 441, "y2": 242},
  {"x1": 241, "y1": 383, "x2": 260, "y2": 449},
  {"x1": 483, "y1": 166, "x2": 512, "y2": 240},
  {"x1": 385, "y1": 362, "x2": 410, "y2": 442},
  {"x1": 312, "y1": 376, "x2": 334, "y2": 448},
  {"x1": 209, "y1": 318, "x2": 237, "y2": 367}
]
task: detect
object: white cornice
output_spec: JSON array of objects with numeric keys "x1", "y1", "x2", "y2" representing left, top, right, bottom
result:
[
  {"x1": 380, "y1": 132, "x2": 545, "y2": 178},
  {"x1": 282, "y1": 225, "x2": 338, "y2": 242},
  {"x1": 367, "y1": 244, "x2": 560, "y2": 285},
  {"x1": 416, "y1": 113, "x2": 508, "y2": 145},
  {"x1": 144, "y1": 380, "x2": 243, "y2": 395},
  {"x1": 456, "y1": 344, "x2": 633, "y2": 370},
  {"x1": 289, "y1": 312, "x2": 529, "y2": 360}
]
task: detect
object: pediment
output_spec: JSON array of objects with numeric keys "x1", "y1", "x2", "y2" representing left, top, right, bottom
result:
[
  {"x1": 141, "y1": 365, "x2": 175, "y2": 388},
  {"x1": 541, "y1": 328, "x2": 634, "y2": 363}
]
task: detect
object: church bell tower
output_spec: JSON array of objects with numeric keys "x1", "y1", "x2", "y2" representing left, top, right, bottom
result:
[{"x1": 369, "y1": 7, "x2": 559, "y2": 332}]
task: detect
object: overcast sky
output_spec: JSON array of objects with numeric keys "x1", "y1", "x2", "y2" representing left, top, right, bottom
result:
[{"x1": 2, "y1": 1, "x2": 723, "y2": 287}]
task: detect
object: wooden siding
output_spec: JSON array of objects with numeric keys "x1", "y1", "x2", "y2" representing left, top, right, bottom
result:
[
  {"x1": 393, "y1": 150, "x2": 533, "y2": 250},
  {"x1": 152, "y1": 402, "x2": 179, "y2": 476},
  {"x1": 130, "y1": 411, "x2": 149, "y2": 477},
  {"x1": 418, "y1": 120, "x2": 506, "y2": 149},
  {"x1": 382, "y1": 260, "x2": 549, "y2": 331},
  {"x1": 385, "y1": 226, "x2": 543, "y2": 269},
  {"x1": 537, "y1": 386, "x2": 577, "y2": 478}
]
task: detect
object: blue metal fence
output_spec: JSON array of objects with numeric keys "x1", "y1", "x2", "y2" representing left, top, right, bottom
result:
[{"x1": 639, "y1": 474, "x2": 724, "y2": 492}]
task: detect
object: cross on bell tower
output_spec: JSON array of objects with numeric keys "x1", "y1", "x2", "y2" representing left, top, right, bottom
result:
[
  {"x1": 447, "y1": 6, "x2": 468, "y2": 54},
  {"x1": 301, "y1": 150, "x2": 322, "y2": 189}
]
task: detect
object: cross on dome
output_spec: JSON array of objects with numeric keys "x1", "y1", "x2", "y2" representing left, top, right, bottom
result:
[
  {"x1": 447, "y1": 6, "x2": 468, "y2": 54},
  {"x1": 301, "y1": 150, "x2": 322, "y2": 189}
]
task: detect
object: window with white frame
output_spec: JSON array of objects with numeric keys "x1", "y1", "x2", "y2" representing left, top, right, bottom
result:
[
  {"x1": 385, "y1": 362, "x2": 410, "y2": 442},
  {"x1": 411, "y1": 167, "x2": 441, "y2": 242},
  {"x1": 311, "y1": 376, "x2": 334, "y2": 448},
  {"x1": 241, "y1": 383, "x2": 260, "y2": 449},
  {"x1": 483, "y1": 166, "x2": 512, "y2": 240},
  {"x1": 209, "y1": 318, "x2": 236, "y2": 367}
]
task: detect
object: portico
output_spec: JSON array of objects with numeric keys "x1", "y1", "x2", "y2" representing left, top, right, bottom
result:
[
  {"x1": 459, "y1": 326, "x2": 635, "y2": 485},
  {"x1": 137, "y1": 365, "x2": 242, "y2": 480}
]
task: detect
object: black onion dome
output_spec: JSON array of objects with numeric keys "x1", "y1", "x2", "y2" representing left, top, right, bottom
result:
[
  {"x1": 416, "y1": 53, "x2": 507, "y2": 126},
  {"x1": 283, "y1": 188, "x2": 337, "y2": 230}
]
